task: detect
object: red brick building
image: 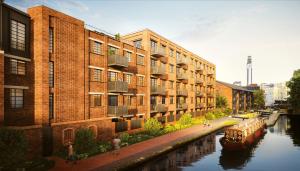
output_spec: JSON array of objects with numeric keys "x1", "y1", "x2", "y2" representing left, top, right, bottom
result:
[{"x1": 216, "y1": 81, "x2": 254, "y2": 114}]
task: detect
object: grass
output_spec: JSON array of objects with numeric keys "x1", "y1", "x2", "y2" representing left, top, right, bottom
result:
[
  {"x1": 222, "y1": 120, "x2": 239, "y2": 126},
  {"x1": 236, "y1": 113, "x2": 258, "y2": 119}
]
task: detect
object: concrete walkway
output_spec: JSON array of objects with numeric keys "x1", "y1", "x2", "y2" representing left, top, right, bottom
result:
[
  {"x1": 50, "y1": 117, "x2": 238, "y2": 171},
  {"x1": 265, "y1": 112, "x2": 281, "y2": 126}
]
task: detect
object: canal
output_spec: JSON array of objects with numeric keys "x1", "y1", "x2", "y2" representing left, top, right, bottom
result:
[{"x1": 132, "y1": 115, "x2": 300, "y2": 171}]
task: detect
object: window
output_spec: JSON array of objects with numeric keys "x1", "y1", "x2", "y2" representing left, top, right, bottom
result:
[
  {"x1": 108, "y1": 46, "x2": 118, "y2": 55},
  {"x1": 137, "y1": 55, "x2": 144, "y2": 65},
  {"x1": 92, "y1": 41, "x2": 102, "y2": 54},
  {"x1": 137, "y1": 76, "x2": 144, "y2": 86},
  {"x1": 90, "y1": 94, "x2": 102, "y2": 107},
  {"x1": 124, "y1": 96, "x2": 132, "y2": 106},
  {"x1": 125, "y1": 51, "x2": 132, "y2": 62},
  {"x1": 63, "y1": 128, "x2": 74, "y2": 145},
  {"x1": 191, "y1": 84, "x2": 194, "y2": 91},
  {"x1": 176, "y1": 51, "x2": 180, "y2": 59},
  {"x1": 10, "y1": 59, "x2": 25, "y2": 75},
  {"x1": 124, "y1": 74, "x2": 132, "y2": 84},
  {"x1": 49, "y1": 27, "x2": 54, "y2": 53},
  {"x1": 90, "y1": 69, "x2": 102, "y2": 82},
  {"x1": 169, "y1": 48, "x2": 174, "y2": 57},
  {"x1": 150, "y1": 40, "x2": 157, "y2": 50},
  {"x1": 108, "y1": 95, "x2": 118, "y2": 106},
  {"x1": 10, "y1": 20, "x2": 25, "y2": 51},
  {"x1": 108, "y1": 71, "x2": 118, "y2": 81},
  {"x1": 162, "y1": 96, "x2": 166, "y2": 104},
  {"x1": 49, "y1": 93, "x2": 54, "y2": 119},
  {"x1": 170, "y1": 96, "x2": 174, "y2": 104},
  {"x1": 191, "y1": 97, "x2": 193, "y2": 104},
  {"x1": 169, "y1": 64, "x2": 174, "y2": 73},
  {"x1": 133, "y1": 39, "x2": 142, "y2": 48},
  {"x1": 138, "y1": 96, "x2": 144, "y2": 105},
  {"x1": 10, "y1": 89, "x2": 23, "y2": 108},
  {"x1": 169, "y1": 81, "x2": 174, "y2": 89},
  {"x1": 49, "y1": 62, "x2": 54, "y2": 87}
]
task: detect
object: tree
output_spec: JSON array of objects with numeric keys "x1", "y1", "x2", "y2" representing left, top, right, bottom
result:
[
  {"x1": 287, "y1": 69, "x2": 300, "y2": 113},
  {"x1": 216, "y1": 94, "x2": 228, "y2": 108},
  {"x1": 253, "y1": 89, "x2": 265, "y2": 110}
]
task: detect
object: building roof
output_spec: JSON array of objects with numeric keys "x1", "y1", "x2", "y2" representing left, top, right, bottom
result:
[{"x1": 217, "y1": 80, "x2": 254, "y2": 92}]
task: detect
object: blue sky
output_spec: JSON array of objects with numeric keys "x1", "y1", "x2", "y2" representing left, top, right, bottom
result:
[{"x1": 6, "y1": 0, "x2": 300, "y2": 85}]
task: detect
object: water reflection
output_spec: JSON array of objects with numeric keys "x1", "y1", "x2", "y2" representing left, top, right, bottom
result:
[
  {"x1": 219, "y1": 132, "x2": 266, "y2": 170},
  {"x1": 133, "y1": 133, "x2": 216, "y2": 171}
]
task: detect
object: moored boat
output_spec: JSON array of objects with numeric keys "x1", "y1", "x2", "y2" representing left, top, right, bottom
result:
[{"x1": 220, "y1": 118, "x2": 266, "y2": 151}]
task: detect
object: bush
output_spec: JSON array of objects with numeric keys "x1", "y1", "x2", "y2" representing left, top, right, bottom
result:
[
  {"x1": 119, "y1": 132, "x2": 130, "y2": 143},
  {"x1": 205, "y1": 112, "x2": 216, "y2": 120},
  {"x1": 177, "y1": 113, "x2": 193, "y2": 128},
  {"x1": 97, "y1": 141, "x2": 112, "y2": 153},
  {"x1": 223, "y1": 108, "x2": 232, "y2": 115},
  {"x1": 0, "y1": 128, "x2": 28, "y2": 168},
  {"x1": 74, "y1": 128, "x2": 97, "y2": 155},
  {"x1": 144, "y1": 118, "x2": 163, "y2": 136},
  {"x1": 163, "y1": 124, "x2": 177, "y2": 133},
  {"x1": 192, "y1": 117, "x2": 206, "y2": 125}
]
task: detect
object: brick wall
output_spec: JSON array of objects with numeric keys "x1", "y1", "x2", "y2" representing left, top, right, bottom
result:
[
  {"x1": 216, "y1": 82, "x2": 233, "y2": 109},
  {"x1": 0, "y1": 51, "x2": 3, "y2": 125}
]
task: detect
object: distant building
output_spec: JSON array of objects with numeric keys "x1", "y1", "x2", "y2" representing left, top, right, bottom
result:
[
  {"x1": 216, "y1": 81, "x2": 254, "y2": 114},
  {"x1": 245, "y1": 84, "x2": 260, "y2": 91},
  {"x1": 260, "y1": 82, "x2": 288, "y2": 107},
  {"x1": 233, "y1": 81, "x2": 242, "y2": 86},
  {"x1": 246, "y1": 56, "x2": 252, "y2": 86}
]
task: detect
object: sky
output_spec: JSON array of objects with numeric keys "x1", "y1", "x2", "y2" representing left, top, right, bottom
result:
[{"x1": 6, "y1": 0, "x2": 300, "y2": 85}]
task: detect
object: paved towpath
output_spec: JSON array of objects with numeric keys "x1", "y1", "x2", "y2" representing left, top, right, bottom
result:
[{"x1": 50, "y1": 117, "x2": 238, "y2": 171}]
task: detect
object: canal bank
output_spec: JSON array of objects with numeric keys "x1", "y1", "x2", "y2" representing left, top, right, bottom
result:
[
  {"x1": 50, "y1": 117, "x2": 240, "y2": 171},
  {"x1": 265, "y1": 112, "x2": 281, "y2": 126}
]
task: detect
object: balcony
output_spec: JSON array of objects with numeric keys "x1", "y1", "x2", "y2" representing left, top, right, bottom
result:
[
  {"x1": 108, "y1": 106, "x2": 128, "y2": 117},
  {"x1": 195, "y1": 65, "x2": 204, "y2": 73},
  {"x1": 160, "y1": 56, "x2": 168, "y2": 63},
  {"x1": 176, "y1": 103, "x2": 188, "y2": 110},
  {"x1": 176, "y1": 56, "x2": 188, "y2": 66},
  {"x1": 108, "y1": 81, "x2": 128, "y2": 93},
  {"x1": 176, "y1": 89, "x2": 188, "y2": 96},
  {"x1": 207, "y1": 82, "x2": 214, "y2": 87},
  {"x1": 207, "y1": 91, "x2": 214, "y2": 97},
  {"x1": 151, "y1": 47, "x2": 166, "y2": 57},
  {"x1": 151, "y1": 65, "x2": 166, "y2": 75},
  {"x1": 207, "y1": 103, "x2": 214, "y2": 108},
  {"x1": 151, "y1": 86, "x2": 166, "y2": 95},
  {"x1": 196, "y1": 103, "x2": 205, "y2": 109},
  {"x1": 207, "y1": 71, "x2": 214, "y2": 76},
  {"x1": 108, "y1": 54, "x2": 128, "y2": 68},
  {"x1": 195, "y1": 78, "x2": 204, "y2": 85},
  {"x1": 177, "y1": 72, "x2": 188, "y2": 81},
  {"x1": 196, "y1": 91, "x2": 205, "y2": 97},
  {"x1": 150, "y1": 104, "x2": 168, "y2": 113}
]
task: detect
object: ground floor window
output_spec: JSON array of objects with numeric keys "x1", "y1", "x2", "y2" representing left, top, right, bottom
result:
[{"x1": 10, "y1": 88, "x2": 23, "y2": 108}]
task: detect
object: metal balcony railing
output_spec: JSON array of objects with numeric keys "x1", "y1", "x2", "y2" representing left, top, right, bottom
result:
[
  {"x1": 151, "y1": 47, "x2": 166, "y2": 57},
  {"x1": 150, "y1": 104, "x2": 168, "y2": 113},
  {"x1": 207, "y1": 81, "x2": 214, "y2": 86},
  {"x1": 195, "y1": 65, "x2": 204, "y2": 72},
  {"x1": 196, "y1": 103, "x2": 205, "y2": 108},
  {"x1": 207, "y1": 91, "x2": 214, "y2": 97},
  {"x1": 151, "y1": 65, "x2": 166, "y2": 75},
  {"x1": 196, "y1": 91, "x2": 205, "y2": 97},
  {"x1": 151, "y1": 86, "x2": 166, "y2": 95},
  {"x1": 195, "y1": 78, "x2": 204, "y2": 84},
  {"x1": 108, "y1": 106, "x2": 128, "y2": 117},
  {"x1": 176, "y1": 103, "x2": 188, "y2": 110},
  {"x1": 108, "y1": 54, "x2": 128, "y2": 67},
  {"x1": 176, "y1": 56, "x2": 188, "y2": 65},
  {"x1": 177, "y1": 72, "x2": 188, "y2": 80},
  {"x1": 108, "y1": 81, "x2": 128, "y2": 92},
  {"x1": 176, "y1": 89, "x2": 188, "y2": 96}
]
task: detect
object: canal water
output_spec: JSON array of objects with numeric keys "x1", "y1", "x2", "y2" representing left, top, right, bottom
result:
[{"x1": 132, "y1": 115, "x2": 300, "y2": 171}]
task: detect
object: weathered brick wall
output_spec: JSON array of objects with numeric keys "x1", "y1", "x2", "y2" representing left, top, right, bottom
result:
[
  {"x1": 0, "y1": 51, "x2": 4, "y2": 125},
  {"x1": 216, "y1": 82, "x2": 233, "y2": 109}
]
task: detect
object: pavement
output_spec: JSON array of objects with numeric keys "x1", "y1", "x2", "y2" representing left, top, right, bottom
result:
[{"x1": 50, "y1": 117, "x2": 238, "y2": 171}]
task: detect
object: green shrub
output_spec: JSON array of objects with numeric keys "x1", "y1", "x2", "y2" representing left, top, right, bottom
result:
[
  {"x1": 74, "y1": 128, "x2": 97, "y2": 155},
  {"x1": 0, "y1": 128, "x2": 28, "y2": 168},
  {"x1": 97, "y1": 141, "x2": 112, "y2": 153},
  {"x1": 144, "y1": 118, "x2": 163, "y2": 136},
  {"x1": 177, "y1": 113, "x2": 193, "y2": 128},
  {"x1": 163, "y1": 124, "x2": 177, "y2": 133},
  {"x1": 119, "y1": 132, "x2": 130, "y2": 143},
  {"x1": 192, "y1": 117, "x2": 206, "y2": 125},
  {"x1": 205, "y1": 112, "x2": 216, "y2": 120}
]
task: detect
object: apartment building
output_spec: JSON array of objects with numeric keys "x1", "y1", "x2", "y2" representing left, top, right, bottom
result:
[
  {"x1": 0, "y1": 1, "x2": 34, "y2": 126},
  {"x1": 216, "y1": 81, "x2": 253, "y2": 113},
  {"x1": 122, "y1": 29, "x2": 216, "y2": 122},
  {"x1": 27, "y1": 6, "x2": 148, "y2": 153}
]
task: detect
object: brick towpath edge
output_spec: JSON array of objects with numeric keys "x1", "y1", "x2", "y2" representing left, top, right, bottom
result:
[{"x1": 50, "y1": 117, "x2": 238, "y2": 171}]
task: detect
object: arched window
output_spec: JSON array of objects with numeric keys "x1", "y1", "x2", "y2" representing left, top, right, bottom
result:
[{"x1": 62, "y1": 128, "x2": 74, "y2": 145}]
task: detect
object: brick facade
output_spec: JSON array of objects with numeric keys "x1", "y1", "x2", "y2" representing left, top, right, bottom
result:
[{"x1": 0, "y1": 51, "x2": 3, "y2": 125}]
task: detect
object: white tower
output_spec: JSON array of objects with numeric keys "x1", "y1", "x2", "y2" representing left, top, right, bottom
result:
[{"x1": 247, "y1": 56, "x2": 252, "y2": 86}]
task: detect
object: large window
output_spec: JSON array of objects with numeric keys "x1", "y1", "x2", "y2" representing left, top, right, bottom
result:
[
  {"x1": 49, "y1": 62, "x2": 54, "y2": 87},
  {"x1": 90, "y1": 94, "x2": 102, "y2": 107},
  {"x1": 137, "y1": 55, "x2": 144, "y2": 65},
  {"x1": 169, "y1": 48, "x2": 174, "y2": 57},
  {"x1": 49, "y1": 93, "x2": 54, "y2": 119},
  {"x1": 90, "y1": 69, "x2": 102, "y2": 82},
  {"x1": 108, "y1": 95, "x2": 118, "y2": 106},
  {"x1": 138, "y1": 96, "x2": 144, "y2": 105},
  {"x1": 108, "y1": 71, "x2": 118, "y2": 81},
  {"x1": 11, "y1": 20, "x2": 26, "y2": 51},
  {"x1": 169, "y1": 81, "x2": 174, "y2": 89},
  {"x1": 125, "y1": 51, "x2": 132, "y2": 62},
  {"x1": 124, "y1": 74, "x2": 132, "y2": 84},
  {"x1": 10, "y1": 59, "x2": 25, "y2": 75},
  {"x1": 10, "y1": 89, "x2": 23, "y2": 108},
  {"x1": 92, "y1": 41, "x2": 102, "y2": 54},
  {"x1": 49, "y1": 27, "x2": 54, "y2": 53},
  {"x1": 108, "y1": 46, "x2": 118, "y2": 55},
  {"x1": 137, "y1": 76, "x2": 144, "y2": 86},
  {"x1": 170, "y1": 96, "x2": 174, "y2": 104},
  {"x1": 133, "y1": 39, "x2": 142, "y2": 48},
  {"x1": 124, "y1": 95, "x2": 132, "y2": 106},
  {"x1": 150, "y1": 40, "x2": 157, "y2": 50},
  {"x1": 169, "y1": 64, "x2": 174, "y2": 73}
]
